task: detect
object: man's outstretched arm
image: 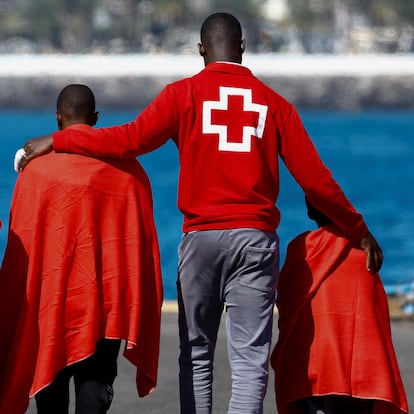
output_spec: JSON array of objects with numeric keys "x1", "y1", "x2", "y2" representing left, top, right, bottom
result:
[
  {"x1": 18, "y1": 84, "x2": 181, "y2": 171},
  {"x1": 18, "y1": 121, "x2": 161, "y2": 171}
]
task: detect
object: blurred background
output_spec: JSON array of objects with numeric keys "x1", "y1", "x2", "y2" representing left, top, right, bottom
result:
[
  {"x1": 1, "y1": 3, "x2": 414, "y2": 410},
  {"x1": 1, "y1": 4, "x2": 414, "y2": 413},
  {"x1": 0, "y1": 0, "x2": 414, "y2": 54}
]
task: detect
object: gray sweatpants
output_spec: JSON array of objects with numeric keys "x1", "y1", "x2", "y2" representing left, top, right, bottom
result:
[{"x1": 177, "y1": 229, "x2": 279, "y2": 414}]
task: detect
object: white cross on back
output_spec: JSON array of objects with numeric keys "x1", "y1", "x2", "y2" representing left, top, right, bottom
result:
[{"x1": 203, "y1": 86, "x2": 268, "y2": 152}]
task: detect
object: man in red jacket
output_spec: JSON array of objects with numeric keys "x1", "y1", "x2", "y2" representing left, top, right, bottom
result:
[
  {"x1": 19, "y1": 13, "x2": 382, "y2": 414},
  {"x1": 271, "y1": 198, "x2": 407, "y2": 414},
  {"x1": 0, "y1": 84, "x2": 163, "y2": 414}
]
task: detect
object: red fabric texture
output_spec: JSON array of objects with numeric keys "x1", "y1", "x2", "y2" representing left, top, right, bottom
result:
[
  {"x1": 53, "y1": 62, "x2": 368, "y2": 242},
  {"x1": 0, "y1": 137, "x2": 163, "y2": 413},
  {"x1": 271, "y1": 225, "x2": 408, "y2": 414}
]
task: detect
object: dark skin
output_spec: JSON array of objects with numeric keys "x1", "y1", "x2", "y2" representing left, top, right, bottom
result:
[
  {"x1": 198, "y1": 38, "x2": 245, "y2": 66},
  {"x1": 56, "y1": 111, "x2": 98, "y2": 131},
  {"x1": 18, "y1": 16, "x2": 383, "y2": 275}
]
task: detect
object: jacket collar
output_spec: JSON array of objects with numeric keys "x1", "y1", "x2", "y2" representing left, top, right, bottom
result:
[
  {"x1": 204, "y1": 61, "x2": 253, "y2": 76},
  {"x1": 65, "y1": 123, "x2": 93, "y2": 131}
]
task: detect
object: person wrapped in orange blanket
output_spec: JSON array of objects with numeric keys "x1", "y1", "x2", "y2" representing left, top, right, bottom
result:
[
  {"x1": 0, "y1": 84, "x2": 163, "y2": 414},
  {"x1": 271, "y1": 197, "x2": 408, "y2": 414}
]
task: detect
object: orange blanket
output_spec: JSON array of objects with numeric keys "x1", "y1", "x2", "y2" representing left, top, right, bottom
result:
[
  {"x1": 271, "y1": 225, "x2": 407, "y2": 414},
  {"x1": 0, "y1": 151, "x2": 163, "y2": 413}
]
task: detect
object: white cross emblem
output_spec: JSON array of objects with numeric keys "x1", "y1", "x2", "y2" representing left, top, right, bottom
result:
[{"x1": 203, "y1": 86, "x2": 268, "y2": 152}]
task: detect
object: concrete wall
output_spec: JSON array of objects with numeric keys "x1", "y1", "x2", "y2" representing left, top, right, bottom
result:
[
  {"x1": 2, "y1": 74, "x2": 414, "y2": 111},
  {"x1": 1, "y1": 54, "x2": 414, "y2": 110}
]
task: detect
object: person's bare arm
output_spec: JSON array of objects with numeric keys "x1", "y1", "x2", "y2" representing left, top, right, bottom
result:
[
  {"x1": 18, "y1": 134, "x2": 54, "y2": 171},
  {"x1": 359, "y1": 231, "x2": 383, "y2": 275}
]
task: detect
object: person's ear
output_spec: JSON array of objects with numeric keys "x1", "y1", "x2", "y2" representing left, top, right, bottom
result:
[
  {"x1": 91, "y1": 111, "x2": 99, "y2": 126},
  {"x1": 56, "y1": 112, "x2": 63, "y2": 130},
  {"x1": 198, "y1": 43, "x2": 206, "y2": 57},
  {"x1": 240, "y1": 39, "x2": 246, "y2": 54}
]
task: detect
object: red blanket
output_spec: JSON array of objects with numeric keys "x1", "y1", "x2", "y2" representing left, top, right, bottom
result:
[
  {"x1": 271, "y1": 225, "x2": 408, "y2": 414},
  {"x1": 0, "y1": 150, "x2": 163, "y2": 413}
]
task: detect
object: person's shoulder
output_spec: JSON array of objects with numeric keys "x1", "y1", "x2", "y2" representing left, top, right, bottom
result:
[
  {"x1": 168, "y1": 68, "x2": 205, "y2": 88},
  {"x1": 304, "y1": 225, "x2": 359, "y2": 256},
  {"x1": 22, "y1": 151, "x2": 59, "y2": 171},
  {"x1": 320, "y1": 224, "x2": 357, "y2": 245},
  {"x1": 253, "y1": 75, "x2": 293, "y2": 106},
  {"x1": 16, "y1": 152, "x2": 73, "y2": 186},
  {"x1": 286, "y1": 227, "x2": 333, "y2": 252},
  {"x1": 237, "y1": 69, "x2": 295, "y2": 115},
  {"x1": 158, "y1": 76, "x2": 194, "y2": 99}
]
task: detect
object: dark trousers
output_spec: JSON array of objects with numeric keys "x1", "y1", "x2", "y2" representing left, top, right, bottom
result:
[
  {"x1": 299, "y1": 395, "x2": 374, "y2": 414},
  {"x1": 35, "y1": 338, "x2": 121, "y2": 414}
]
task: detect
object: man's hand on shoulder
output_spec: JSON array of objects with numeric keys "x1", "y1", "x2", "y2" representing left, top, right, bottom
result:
[
  {"x1": 359, "y1": 231, "x2": 383, "y2": 275},
  {"x1": 18, "y1": 134, "x2": 54, "y2": 171}
]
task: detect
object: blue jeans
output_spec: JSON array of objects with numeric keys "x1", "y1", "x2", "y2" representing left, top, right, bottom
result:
[{"x1": 177, "y1": 229, "x2": 279, "y2": 414}]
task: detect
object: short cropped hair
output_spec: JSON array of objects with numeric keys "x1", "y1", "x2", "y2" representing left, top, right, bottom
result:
[
  {"x1": 56, "y1": 84, "x2": 95, "y2": 119},
  {"x1": 200, "y1": 12, "x2": 242, "y2": 48}
]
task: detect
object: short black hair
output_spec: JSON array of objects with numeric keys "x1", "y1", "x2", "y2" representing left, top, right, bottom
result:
[
  {"x1": 200, "y1": 12, "x2": 242, "y2": 48},
  {"x1": 305, "y1": 196, "x2": 333, "y2": 227},
  {"x1": 56, "y1": 84, "x2": 95, "y2": 119}
]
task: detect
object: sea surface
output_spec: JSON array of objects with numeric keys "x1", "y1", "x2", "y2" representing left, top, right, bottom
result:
[{"x1": 0, "y1": 109, "x2": 413, "y2": 299}]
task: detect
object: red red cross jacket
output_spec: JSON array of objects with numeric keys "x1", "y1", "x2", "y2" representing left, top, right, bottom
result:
[
  {"x1": 0, "y1": 125, "x2": 163, "y2": 413},
  {"x1": 53, "y1": 62, "x2": 368, "y2": 241}
]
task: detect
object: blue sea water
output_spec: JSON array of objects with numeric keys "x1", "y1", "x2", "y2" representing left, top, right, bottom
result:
[{"x1": 0, "y1": 109, "x2": 413, "y2": 299}]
